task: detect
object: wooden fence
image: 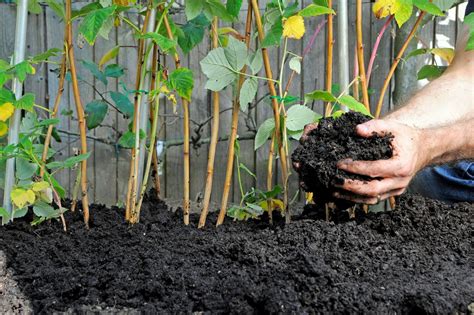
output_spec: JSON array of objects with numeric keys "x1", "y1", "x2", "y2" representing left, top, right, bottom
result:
[{"x1": 0, "y1": 1, "x2": 467, "y2": 206}]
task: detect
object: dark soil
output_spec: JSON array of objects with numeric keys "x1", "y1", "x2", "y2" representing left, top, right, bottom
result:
[
  {"x1": 292, "y1": 111, "x2": 393, "y2": 205},
  {"x1": 0, "y1": 194, "x2": 473, "y2": 314}
]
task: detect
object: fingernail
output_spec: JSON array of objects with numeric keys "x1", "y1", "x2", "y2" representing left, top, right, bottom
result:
[{"x1": 337, "y1": 159, "x2": 351, "y2": 168}]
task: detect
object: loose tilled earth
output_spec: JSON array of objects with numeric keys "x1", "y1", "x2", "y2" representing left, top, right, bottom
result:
[
  {"x1": 292, "y1": 111, "x2": 393, "y2": 206},
  {"x1": 0, "y1": 194, "x2": 473, "y2": 314}
]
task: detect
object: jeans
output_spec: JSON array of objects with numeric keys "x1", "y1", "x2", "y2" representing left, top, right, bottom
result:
[{"x1": 409, "y1": 161, "x2": 474, "y2": 203}]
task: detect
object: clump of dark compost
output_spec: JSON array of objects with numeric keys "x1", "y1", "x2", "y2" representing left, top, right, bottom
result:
[{"x1": 292, "y1": 111, "x2": 393, "y2": 205}]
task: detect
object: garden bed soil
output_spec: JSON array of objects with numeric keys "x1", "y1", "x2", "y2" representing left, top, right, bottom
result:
[
  {"x1": 0, "y1": 194, "x2": 473, "y2": 314},
  {"x1": 292, "y1": 111, "x2": 393, "y2": 206}
]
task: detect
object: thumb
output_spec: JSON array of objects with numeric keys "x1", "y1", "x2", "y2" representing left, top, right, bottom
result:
[{"x1": 356, "y1": 119, "x2": 390, "y2": 138}]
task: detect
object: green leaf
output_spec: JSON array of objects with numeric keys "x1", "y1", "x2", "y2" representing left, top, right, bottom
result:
[
  {"x1": 413, "y1": 0, "x2": 444, "y2": 16},
  {"x1": 240, "y1": 163, "x2": 256, "y2": 180},
  {"x1": 226, "y1": 0, "x2": 243, "y2": 18},
  {"x1": 103, "y1": 64, "x2": 124, "y2": 77},
  {"x1": 12, "y1": 207, "x2": 28, "y2": 219},
  {"x1": 118, "y1": 130, "x2": 145, "y2": 148},
  {"x1": 406, "y1": 48, "x2": 429, "y2": 60},
  {"x1": 255, "y1": 118, "x2": 275, "y2": 150},
  {"x1": 99, "y1": 46, "x2": 120, "y2": 68},
  {"x1": 185, "y1": 0, "x2": 204, "y2": 20},
  {"x1": 16, "y1": 158, "x2": 38, "y2": 180},
  {"x1": 64, "y1": 152, "x2": 91, "y2": 168},
  {"x1": 33, "y1": 201, "x2": 58, "y2": 218},
  {"x1": 289, "y1": 57, "x2": 301, "y2": 74},
  {"x1": 14, "y1": 93, "x2": 35, "y2": 111},
  {"x1": 168, "y1": 68, "x2": 194, "y2": 101},
  {"x1": 262, "y1": 21, "x2": 283, "y2": 48},
  {"x1": 432, "y1": 0, "x2": 456, "y2": 11},
  {"x1": 85, "y1": 100, "x2": 108, "y2": 129},
  {"x1": 248, "y1": 50, "x2": 263, "y2": 75},
  {"x1": 110, "y1": 91, "x2": 134, "y2": 117},
  {"x1": 395, "y1": 0, "x2": 413, "y2": 28},
  {"x1": 299, "y1": 4, "x2": 335, "y2": 17},
  {"x1": 78, "y1": 6, "x2": 116, "y2": 45},
  {"x1": 81, "y1": 60, "x2": 107, "y2": 85},
  {"x1": 0, "y1": 207, "x2": 10, "y2": 225},
  {"x1": 338, "y1": 95, "x2": 372, "y2": 117},
  {"x1": 305, "y1": 90, "x2": 337, "y2": 103},
  {"x1": 224, "y1": 36, "x2": 248, "y2": 71},
  {"x1": 31, "y1": 48, "x2": 62, "y2": 63},
  {"x1": 44, "y1": 0, "x2": 65, "y2": 19},
  {"x1": 98, "y1": 15, "x2": 114, "y2": 41},
  {"x1": 286, "y1": 105, "x2": 320, "y2": 132},
  {"x1": 200, "y1": 47, "x2": 237, "y2": 91},
  {"x1": 178, "y1": 14, "x2": 211, "y2": 54},
  {"x1": 239, "y1": 78, "x2": 258, "y2": 112},
  {"x1": 0, "y1": 88, "x2": 15, "y2": 103},
  {"x1": 464, "y1": 13, "x2": 474, "y2": 51},
  {"x1": 138, "y1": 32, "x2": 177, "y2": 53},
  {"x1": 28, "y1": 0, "x2": 43, "y2": 14},
  {"x1": 14, "y1": 61, "x2": 35, "y2": 82},
  {"x1": 204, "y1": 0, "x2": 234, "y2": 22},
  {"x1": 417, "y1": 65, "x2": 445, "y2": 81}
]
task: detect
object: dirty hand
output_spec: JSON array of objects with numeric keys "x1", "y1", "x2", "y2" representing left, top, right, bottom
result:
[
  {"x1": 292, "y1": 123, "x2": 318, "y2": 172},
  {"x1": 334, "y1": 119, "x2": 428, "y2": 204}
]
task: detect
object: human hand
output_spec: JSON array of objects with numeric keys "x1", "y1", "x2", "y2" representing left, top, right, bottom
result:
[
  {"x1": 334, "y1": 119, "x2": 429, "y2": 204},
  {"x1": 292, "y1": 123, "x2": 318, "y2": 171}
]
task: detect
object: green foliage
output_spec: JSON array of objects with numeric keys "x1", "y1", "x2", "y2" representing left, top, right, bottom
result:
[
  {"x1": 227, "y1": 186, "x2": 284, "y2": 221},
  {"x1": 110, "y1": 91, "x2": 134, "y2": 118},
  {"x1": 85, "y1": 100, "x2": 108, "y2": 129},
  {"x1": 168, "y1": 68, "x2": 194, "y2": 101},
  {"x1": 255, "y1": 118, "x2": 275, "y2": 150},
  {"x1": 417, "y1": 65, "x2": 446, "y2": 80},
  {"x1": 201, "y1": 47, "x2": 238, "y2": 91},
  {"x1": 185, "y1": 0, "x2": 234, "y2": 22},
  {"x1": 304, "y1": 89, "x2": 372, "y2": 117},
  {"x1": 118, "y1": 130, "x2": 146, "y2": 148},
  {"x1": 299, "y1": 4, "x2": 335, "y2": 17},
  {"x1": 78, "y1": 5, "x2": 116, "y2": 45},
  {"x1": 178, "y1": 14, "x2": 211, "y2": 54},
  {"x1": 226, "y1": 0, "x2": 243, "y2": 18},
  {"x1": 138, "y1": 32, "x2": 177, "y2": 53},
  {"x1": 14, "y1": 93, "x2": 35, "y2": 112},
  {"x1": 413, "y1": 0, "x2": 444, "y2": 16},
  {"x1": 239, "y1": 78, "x2": 258, "y2": 112},
  {"x1": 464, "y1": 13, "x2": 474, "y2": 51},
  {"x1": 286, "y1": 105, "x2": 321, "y2": 132}
]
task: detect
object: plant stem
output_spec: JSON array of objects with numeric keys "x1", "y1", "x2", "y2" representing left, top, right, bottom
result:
[
  {"x1": 216, "y1": 2, "x2": 253, "y2": 227},
  {"x1": 356, "y1": 0, "x2": 371, "y2": 112},
  {"x1": 66, "y1": 0, "x2": 90, "y2": 227},
  {"x1": 133, "y1": 49, "x2": 160, "y2": 223},
  {"x1": 324, "y1": 0, "x2": 334, "y2": 117},
  {"x1": 40, "y1": 50, "x2": 66, "y2": 177},
  {"x1": 250, "y1": 0, "x2": 290, "y2": 222},
  {"x1": 148, "y1": 45, "x2": 161, "y2": 201},
  {"x1": 125, "y1": 7, "x2": 151, "y2": 222},
  {"x1": 374, "y1": 11, "x2": 425, "y2": 118},
  {"x1": 162, "y1": 10, "x2": 191, "y2": 225},
  {"x1": 367, "y1": 15, "x2": 393, "y2": 86},
  {"x1": 353, "y1": 43, "x2": 360, "y2": 101},
  {"x1": 199, "y1": 17, "x2": 221, "y2": 228}
]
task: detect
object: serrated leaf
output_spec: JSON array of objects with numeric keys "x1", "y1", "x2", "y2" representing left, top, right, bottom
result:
[
  {"x1": 289, "y1": 57, "x2": 301, "y2": 74},
  {"x1": 395, "y1": 0, "x2": 413, "y2": 27},
  {"x1": 118, "y1": 130, "x2": 145, "y2": 148},
  {"x1": 185, "y1": 0, "x2": 204, "y2": 20},
  {"x1": 226, "y1": 0, "x2": 243, "y2": 18},
  {"x1": 168, "y1": 68, "x2": 194, "y2": 101},
  {"x1": 417, "y1": 65, "x2": 445, "y2": 80},
  {"x1": 200, "y1": 47, "x2": 237, "y2": 91},
  {"x1": 255, "y1": 118, "x2": 275, "y2": 150},
  {"x1": 81, "y1": 60, "x2": 107, "y2": 85},
  {"x1": 138, "y1": 32, "x2": 177, "y2": 53},
  {"x1": 305, "y1": 90, "x2": 337, "y2": 103},
  {"x1": 14, "y1": 93, "x2": 35, "y2": 112},
  {"x1": 63, "y1": 152, "x2": 91, "y2": 168},
  {"x1": 85, "y1": 100, "x2": 108, "y2": 129},
  {"x1": 178, "y1": 14, "x2": 210, "y2": 54},
  {"x1": 11, "y1": 188, "x2": 36, "y2": 209},
  {"x1": 413, "y1": 0, "x2": 444, "y2": 16},
  {"x1": 78, "y1": 6, "x2": 116, "y2": 45},
  {"x1": 110, "y1": 91, "x2": 134, "y2": 117},
  {"x1": 338, "y1": 95, "x2": 372, "y2": 116},
  {"x1": 299, "y1": 4, "x2": 335, "y2": 17},
  {"x1": 44, "y1": 0, "x2": 65, "y2": 19},
  {"x1": 16, "y1": 158, "x2": 38, "y2": 180},
  {"x1": 31, "y1": 48, "x2": 62, "y2": 63},
  {"x1": 248, "y1": 50, "x2": 263, "y2": 75},
  {"x1": 286, "y1": 105, "x2": 320, "y2": 131},
  {"x1": 224, "y1": 36, "x2": 248, "y2": 71},
  {"x1": 239, "y1": 78, "x2": 258, "y2": 112},
  {"x1": 33, "y1": 201, "x2": 58, "y2": 218},
  {"x1": 262, "y1": 21, "x2": 283, "y2": 48}
]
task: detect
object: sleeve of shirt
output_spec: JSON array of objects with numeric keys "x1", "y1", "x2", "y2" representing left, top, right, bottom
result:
[{"x1": 466, "y1": 0, "x2": 474, "y2": 16}]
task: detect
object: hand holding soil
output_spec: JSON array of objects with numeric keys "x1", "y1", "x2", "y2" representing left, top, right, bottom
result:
[{"x1": 335, "y1": 119, "x2": 427, "y2": 204}]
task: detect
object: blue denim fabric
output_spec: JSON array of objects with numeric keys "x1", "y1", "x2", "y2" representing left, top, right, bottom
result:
[{"x1": 409, "y1": 161, "x2": 474, "y2": 203}]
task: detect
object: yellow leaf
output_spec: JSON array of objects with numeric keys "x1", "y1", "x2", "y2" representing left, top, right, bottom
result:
[
  {"x1": 305, "y1": 192, "x2": 313, "y2": 204},
  {"x1": 99, "y1": 46, "x2": 120, "y2": 68},
  {"x1": 431, "y1": 48, "x2": 455, "y2": 64},
  {"x1": 113, "y1": 0, "x2": 130, "y2": 5},
  {"x1": 11, "y1": 188, "x2": 36, "y2": 209},
  {"x1": 160, "y1": 85, "x2": 170, "y2": 94},
  {"x1": 32, "y1": 181, "x2": 50, "y2": 192},
  {"x1": 30, "y1": 65, "x2": 36, "y2": 75},
  {"x1": 272, "y1": 199, "x2": 284, "y2": 211},
  {"x1": 373, "y1": 0, "x2": 400, "y2": 19},
  {"x1": 283, "y1": 15, "x2": 306, "y2": 40},
  {"x1": 0, "y1": 102, "x2": 15, "y2": 121},
  {"x1": 0, "y1": 121, "x2": 8, "y2": 137}
]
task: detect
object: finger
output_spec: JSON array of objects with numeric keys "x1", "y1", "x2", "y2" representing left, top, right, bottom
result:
[
  {"x1": 335, "y1": 177, "x2": 410, "y2": 197},
  {"x1": 356, "y1": 119, "x2": 392, "y2": 138},
  {"x1": 334, "y1": 188, "x2": 406, "y2": 205},
  {"x1": 300, "y1": 123, "x2": 318, "y2": 144},
  {"x1": 337, "y1": 158, "x2": 404, "y2": 178},
  {"x1": 292, "y1": 161, "x2": 301, "y2": 171}
]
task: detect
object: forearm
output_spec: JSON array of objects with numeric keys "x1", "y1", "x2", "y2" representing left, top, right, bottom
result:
[
  {"x1": 385, "y1": 27, "x2": 474, "y2": 128},
  {"x1": 421, "y1": 118, "x2": 474, "y2": 167}
]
